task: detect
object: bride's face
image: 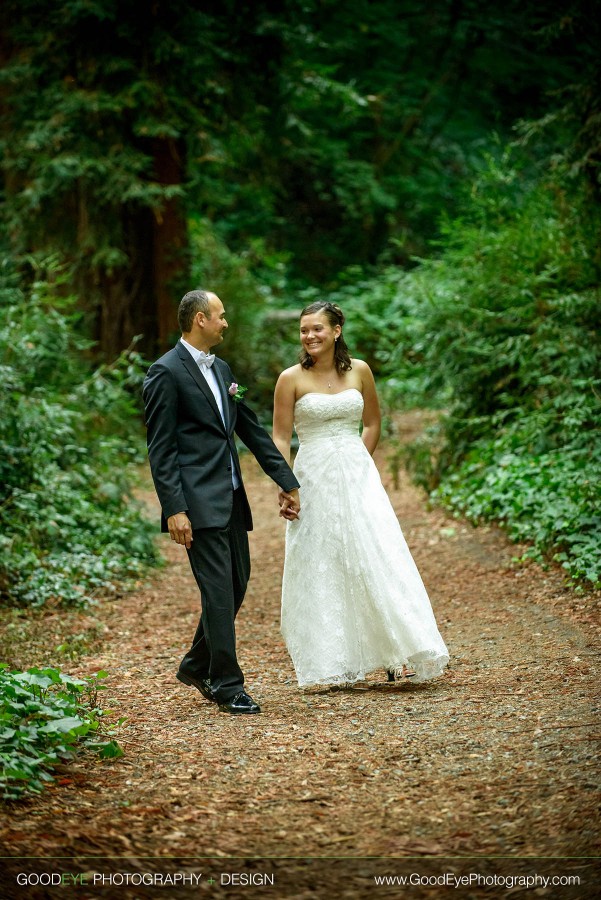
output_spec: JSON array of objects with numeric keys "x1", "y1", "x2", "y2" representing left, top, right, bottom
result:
[{"x1": 300, "y1": 313, "x2": 341, "y2": 360}]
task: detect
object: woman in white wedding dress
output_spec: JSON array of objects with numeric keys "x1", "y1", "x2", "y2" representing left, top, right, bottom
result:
[{"x1": 273, "y1": 301, "x2": 449, "y2": 688}]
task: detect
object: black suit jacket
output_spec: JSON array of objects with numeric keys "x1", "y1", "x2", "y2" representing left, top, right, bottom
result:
[{"x1": 142, "y1": 340, "x2": 299, "y2": 532}]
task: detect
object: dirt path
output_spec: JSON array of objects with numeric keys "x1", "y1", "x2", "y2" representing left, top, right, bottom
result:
[{"x1": 1, "y1": 430, "x2": 600, "y2": 898}]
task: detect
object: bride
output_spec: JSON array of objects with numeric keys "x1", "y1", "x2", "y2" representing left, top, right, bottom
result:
[{"x1": 272, "y1": 300, "x2": 449, "y2": 688}]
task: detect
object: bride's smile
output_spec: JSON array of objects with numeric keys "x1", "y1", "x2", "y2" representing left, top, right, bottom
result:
[{"x1": 300, "y1": 313, "x2": 340, "y2": 359}]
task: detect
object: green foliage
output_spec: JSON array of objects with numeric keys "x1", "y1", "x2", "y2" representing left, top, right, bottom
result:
[
  {"x1": 0, "y1": 0, "x2": 229, "y2": 355},
  {"x1": 0, "y1": 665, "x2": 123, "y2": 800},
  {"x1": 208, "y1": 0, "x2": 578, "y2": 282},
  {"x1": 2, "y1": 0, "x2": 587, "y2": 358},
  {"x1": 0, "y1": 0, "x2": 206, "y2": 252},
  {"x1": 389, "y1": 156, "x2": 601, "y2": 585},
  {"x1": 434, "y1": 436, "x2": 600, "y2": 583},
  {"x1": 0, "y1": 260, "x2": 159, "y2": 607},
  {"x1": 513, "y1": 2, "x2": 601, "y2": 194},
  {"x1": 251, "y1": 308, "x2": 302, "y2": 420},
  {"x1": 188, "y1": 218, "x2": 267, "y2": 379},
  {"x1": 187, "y1": 218, "x2": 305, "y2": 417}
]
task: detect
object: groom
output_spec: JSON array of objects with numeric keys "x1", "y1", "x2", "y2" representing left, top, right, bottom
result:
[{"x1": 143, "y1": 290, "x2": 300, "y2": 715}]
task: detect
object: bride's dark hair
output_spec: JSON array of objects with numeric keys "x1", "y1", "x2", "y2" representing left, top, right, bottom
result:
[{"x1": 299, "y1": 301, "x2": 352, "y2": 375}]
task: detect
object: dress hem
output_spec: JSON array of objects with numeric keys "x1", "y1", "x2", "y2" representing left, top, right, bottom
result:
[{"x1": 295, "y1": 657, "x2": 449, "y2": 689}]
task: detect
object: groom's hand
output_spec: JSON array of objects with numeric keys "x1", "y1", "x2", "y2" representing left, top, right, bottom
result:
[
  {"x1": 167, "y1": 512, "x2": 193, "y2": 548},
  {"x1": 278, "y1": 488, "x2": 300, "y2": 520}
]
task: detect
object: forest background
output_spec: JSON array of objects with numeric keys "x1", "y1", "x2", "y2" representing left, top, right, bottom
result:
[{"x1": 0, "y1": 0, "x2": 599, "y2": 798}]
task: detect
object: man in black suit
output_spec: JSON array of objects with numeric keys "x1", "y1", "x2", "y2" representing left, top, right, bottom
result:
[{"x1": 143, "y1": 290, "x2": 300, "y2": 715}]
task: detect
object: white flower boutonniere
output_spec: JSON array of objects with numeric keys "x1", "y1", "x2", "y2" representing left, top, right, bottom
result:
[{"x1": 228, "y1": 382, "x2": 247, "y2": 403}]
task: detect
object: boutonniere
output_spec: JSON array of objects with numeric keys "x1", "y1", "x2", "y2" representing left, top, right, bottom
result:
[{"x1": 228, "y1": 382, "x2": 247, "y2": 403}]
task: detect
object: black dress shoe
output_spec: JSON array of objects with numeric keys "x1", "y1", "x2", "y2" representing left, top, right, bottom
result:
[
  {"x1": 176, "y1": 670, "x2": 216, "y2": 703},
  {"x1": 218, "y1": 690, "x2": 261, "y2": 715}
]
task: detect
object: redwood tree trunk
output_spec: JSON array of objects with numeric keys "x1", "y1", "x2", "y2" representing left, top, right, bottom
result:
[
  {"x1": 151, "y1": 137, "x2": 188, "y2": 355},
  {"x1": 92, "y1": 137, "x2": 188, "y2": 360}
]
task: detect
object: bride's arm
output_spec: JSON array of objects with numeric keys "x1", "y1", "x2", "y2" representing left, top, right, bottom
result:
[
  {"x1": 357, "y1": 360, "x2": 381, "y2": 455},
  {"x1": 272, "y1": 369, "x2": 296, "y2": 464}
]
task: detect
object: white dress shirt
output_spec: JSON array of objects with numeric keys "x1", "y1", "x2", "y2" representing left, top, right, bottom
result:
[{"x1": 180, "y1": 338, "x2": 240, "y2": 489}]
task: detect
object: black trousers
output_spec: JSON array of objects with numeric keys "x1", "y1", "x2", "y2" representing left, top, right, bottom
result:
[{"x1": 179, "y1": 489, "x2": 251, "y2": 702}]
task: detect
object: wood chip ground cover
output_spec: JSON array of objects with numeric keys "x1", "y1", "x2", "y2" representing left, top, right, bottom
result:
[{"x1": 1, "y1": 422, "x2": 599, "y2": 898}]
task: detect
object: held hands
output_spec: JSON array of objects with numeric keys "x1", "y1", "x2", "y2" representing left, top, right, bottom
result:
[
  {"x1": 167, "y1": 512, "x2": 193, "y2": 549},
  {"x1": 278, "y1": 488, "x2": 300, "y2": 521}
]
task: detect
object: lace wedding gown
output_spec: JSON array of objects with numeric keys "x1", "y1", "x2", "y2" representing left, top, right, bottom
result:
[{"x1": 281, "y1": 389, "x2": 449, "y2": 687}]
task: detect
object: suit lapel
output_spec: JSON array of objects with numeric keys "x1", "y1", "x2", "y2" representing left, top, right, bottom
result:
[
  {"x1": 213, "y1": 361, "x2": 231, "y2": 431},
  {"x1": 176, "y1": 341, "x2": 226, "y2": 433}
]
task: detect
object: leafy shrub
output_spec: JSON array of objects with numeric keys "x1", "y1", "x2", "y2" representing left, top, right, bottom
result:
[
  {"x1": 0, "y1": 665, "x2": 122, "y2": 800},
  {"x1": 0, "y1": 259, "x2": 159, "y2": 606},
  {"x1": 188, "y1": 219, "x2": 266, "y2": 377},
  {"x1": 392, "y1": 157, "x2": 601, "y2": 585}
]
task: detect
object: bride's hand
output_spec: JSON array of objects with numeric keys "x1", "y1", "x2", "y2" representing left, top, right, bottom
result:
[{"x1": 278, "y1": 489, "x2": 300, "y2": 520}]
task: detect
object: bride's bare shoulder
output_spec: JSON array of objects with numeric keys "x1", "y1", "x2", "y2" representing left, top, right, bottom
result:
[
  {"x1": 277, "y1": 364, "x2": 302, "y2": 383},
  {"x1": 275, "y1": 365, "x2": 303, "y2": 397}
]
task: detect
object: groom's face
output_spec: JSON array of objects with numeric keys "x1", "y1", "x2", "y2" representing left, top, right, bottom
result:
[{"x1": 204, "y1": 295, "x2": 228, "y2": 348}]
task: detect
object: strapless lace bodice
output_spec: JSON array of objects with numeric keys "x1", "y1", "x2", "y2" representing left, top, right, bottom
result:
[{"x1": 294, "y1": 389, "x2": 364, "y2": 445}]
